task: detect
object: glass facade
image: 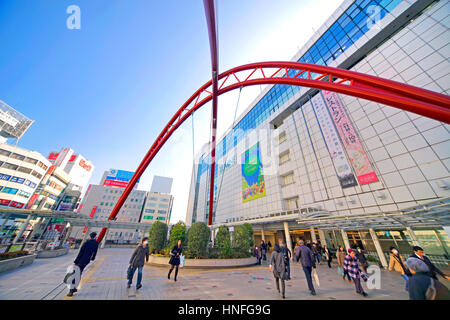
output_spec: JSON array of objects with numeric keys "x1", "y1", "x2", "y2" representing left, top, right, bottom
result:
[{"x1": 194, "y1": 0, "x2": 403, "y2": 222}]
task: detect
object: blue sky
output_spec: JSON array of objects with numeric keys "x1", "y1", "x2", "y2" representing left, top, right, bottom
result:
[{"x1": 0, "y1": 0, "x2": 341, "y2": 223}]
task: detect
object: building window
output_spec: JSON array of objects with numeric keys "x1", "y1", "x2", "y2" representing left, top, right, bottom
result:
[
  {"x1": 2, "y1": 162, "x2": 18, "y2": 171},
  {"x1": 24, "y1": 157, "x2": 38, "y2": 165},
  {"x1": 279, "y1": 151, "x2": 290, "y2": 165},
  {"x1": 281, "y1": 172, "x2": 295, "y2": 187},
  {"x1": 0, "y1": 149, "x2": 11, "y2": 157},
  {"x1": 31, "y1": 171, "x2": 43, "y2": 180},
  {"x1": 158, "y1": 203, "x2": 169, "y2": 208},
  {"x1": 278, "y1": 132, "x2": 287, "y2": 144},
  {"x1": 10, "y1": 153, "x2": 25, "y2": 161},
  {"x1": 17, "y1": 166, "x2": 32, "y2": 174},
  {"x1": 285, "y1": 197, "x2": 299, "y2": 210},
  {"x1": 157, "y1": 210, "x2": 166, "y2": 214},
  {"x1": 37, "y1": 161, "x2": 48, "y2": 171}
]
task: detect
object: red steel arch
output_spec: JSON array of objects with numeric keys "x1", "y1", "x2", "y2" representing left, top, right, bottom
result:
[{"x1": 96, "y1": 61, "x2": 450, "y2": 242}]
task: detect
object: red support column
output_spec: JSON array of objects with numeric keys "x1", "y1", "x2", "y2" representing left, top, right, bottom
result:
[{"x1": 203, "y1": 0, "x2": 219, "y2": 226}]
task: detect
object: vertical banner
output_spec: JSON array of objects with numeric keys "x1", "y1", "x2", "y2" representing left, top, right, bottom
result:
[
  {"x1": 311, "y1": 93, "x2": 358, "y2": 188},
  {"x1": 241, "y1": 142, "x2": 266, "y2": 202},
  {"x1": 322, "y1": 91, "x2": 379, "y2": 185},
  {"x1": 83, "y1": 205, "x2": 97, "y2": 233}
]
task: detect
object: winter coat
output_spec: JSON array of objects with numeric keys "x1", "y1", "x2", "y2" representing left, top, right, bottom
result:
[
  {"x1": 169, "y1": 245, "x2": 183, "y2": 266},
  {"x1": 129, "y1": 244, "x2": 149, "y2": 268},
  {"x1": 253, "y1": 248, "x2": 260, "y2": 258},
  {"x1": 409, "y1": 254, "x2": 447, "y2": 280},
  {"x1": 389, "y1": 253, "x2": 409, "y2": 275},
  {"x1": 74, "y1": 239, "x2": 98, "y2": 266},
  {"x1": 336, "y1": 251, "x2": 346, "y2": 268},
  {"x1": 295, "y1": 245, "x2": 315, "y2": 268},
  {"x1": 356, "y1": 251, "x2": 367, "y2": 264},
  {"x1": 344, "y1": 255, "x2": 362, "y2": 279},
  {"x1": 270, "y1": 250, "x2": 289, "y2": 280},
  {"x1": 408, "y1": 272, "x2": 433, "y2": 300}
]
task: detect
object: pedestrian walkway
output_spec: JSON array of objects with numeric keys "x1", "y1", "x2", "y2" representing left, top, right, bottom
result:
[{"x1": 1, "y1": 248, "x2": 449, "y2": 300}]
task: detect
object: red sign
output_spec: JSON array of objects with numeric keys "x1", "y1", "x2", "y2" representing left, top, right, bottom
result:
[
  {"x1": 69, "y1": 155, "x2": 76, "y2": 162},
  {"x1": 48, "y1": 152, "x2": 59, "y2": 161},
  {"x1": 10, "y1": 201, "x2": 24, "y2": 208},
  {"x1": 0, "y1": 199, "x2": 11, "y2": 206},
  {"x1": 83, "y1": 206, "x2": 97, "y2": 233},
  {"x1": 103, "y1": 179, "x2": 128, "y2": 188},
  {"x1": 79, "y1": 159, "x2": 92, "y2": 171},
  {"x1": 25, "y1": 193, "x2": 39, "y2": 209}
]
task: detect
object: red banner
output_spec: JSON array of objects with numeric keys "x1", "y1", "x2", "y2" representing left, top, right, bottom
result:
[
  {"x1": 322, "y1": 91, "x2": 378, "y2": 185},
  {"x1": 83, "y1": 206, "x2": 97, "y2": 233}
]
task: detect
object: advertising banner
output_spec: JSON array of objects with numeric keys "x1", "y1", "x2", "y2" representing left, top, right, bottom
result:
[
  {"x1": 310, "y1": 93, "x2": 357, "y2": 189},
  {"x1": 103, "y1": 169, "x2": 139, "y2": 188},
  {"x1": 241, "y1": 142, "x2": 266, "y2": 202},
  {"x1": 322, "y1": 91, "x2": 379, "y2": 185}
]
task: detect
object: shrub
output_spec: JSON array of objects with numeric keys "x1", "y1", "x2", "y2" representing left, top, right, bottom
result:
[
  {"x1": 0, "y1": 250, "x2": 29, "y2": 261},
  {"x1": 241, "y1": 223, "x2": 254, "y2": 247},
  {"x1": 215, "y1": 225, "x2": 232, "y2": 258},
  {"x1": 187, "y1": 222, "x2": 210, "y2": 258},
  {"x1": 148, "y1": 221, "x2": 168, "y2": 254},
  {"x1": 232, "y1": 224, "x2": 253, "y2": 258},
  {"x1": 169, "y1": 221, "x2": 187, "y2": 248}
]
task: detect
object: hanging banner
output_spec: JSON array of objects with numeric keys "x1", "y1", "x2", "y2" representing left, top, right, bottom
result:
[
  {"x1": 241, "y1": 142, "x2": 266, "y2": 202},
  {"x1": 322, "y1": 91, "x2": 379, "y2": 185},
  {"x1": 311, "y1": 93, "x2": 357, "y2": 188}
]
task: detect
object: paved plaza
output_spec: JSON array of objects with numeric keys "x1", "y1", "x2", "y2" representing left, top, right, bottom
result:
[{"x1": 2, "y1": 248, "x2": 448, "y2": 300}]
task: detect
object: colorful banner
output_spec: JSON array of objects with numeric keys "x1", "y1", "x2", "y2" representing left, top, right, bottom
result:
[
  {"x1": 322, "y1": 91, "x2": 379, "y2": 185},
  {"x1": 311, "y1": 93, "x2": 358, "y2": 189},
  {"x1": 241, "y1": 142, "x2": 266, "y2": 202}
]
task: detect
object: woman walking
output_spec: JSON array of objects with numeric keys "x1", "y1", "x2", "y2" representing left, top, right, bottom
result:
[
  {"x1": 336, "y1": 245, "x2": 351, "y2": 282},
  {"x1": 127, "y1": 237, "x2": 149, "y2": 290},
  {"x1": 168, "y1": 239, "x2": 183, "y2": 282},
  {"x1": 344, "y1": 249, "x2": 368, "y2": 297},
  {"x1": 355, "y1": 247, "x2": 369, "y2": 274},
  {"x1": 269, "y1": 243, "x2": 289, "y2": 299},
  {"x1": 388, "y1": 246, "x2": 411, "y2": 291},
  {"x1": 323, "y1": 245, "x2": 332, "y2": 268}
]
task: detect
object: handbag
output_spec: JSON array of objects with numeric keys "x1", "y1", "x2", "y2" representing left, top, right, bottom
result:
[
  {"x1": 361, "y1": 272, "x2": 369, "y2": 282},
  {"x1": 313, "y1": 269, "x2": 320, "y2": 287},
  {"x1": 337, "y1": 266, "x2": 344, "y2": 277},
  {"x1": 126, "y1": 265, "x2": 133, "y2": 281},
  {"x1": 179, "y1": 255, "x2": 185, "y2": 268}
]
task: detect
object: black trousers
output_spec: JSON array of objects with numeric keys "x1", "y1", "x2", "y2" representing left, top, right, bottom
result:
[
  {"x1": 275, "y1": 277, "x2": 285, "y2": 296},
  {"x1": 353, "y1": 277, "x2": 365, "y2": 294}
]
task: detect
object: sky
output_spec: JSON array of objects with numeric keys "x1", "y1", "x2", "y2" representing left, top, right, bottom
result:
[{"x1": 0, "y1": 0, "x2": 342, "y2": 224}]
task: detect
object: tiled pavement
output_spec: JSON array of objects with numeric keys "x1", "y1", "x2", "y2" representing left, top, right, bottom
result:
[{"x1": 1, "y1": 248, "x2": 449, "y2": 300}]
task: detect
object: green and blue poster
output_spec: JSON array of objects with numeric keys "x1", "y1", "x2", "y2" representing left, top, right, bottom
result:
[{"x1": 241, "y1": 142, "x2": 266, "y2": 202}]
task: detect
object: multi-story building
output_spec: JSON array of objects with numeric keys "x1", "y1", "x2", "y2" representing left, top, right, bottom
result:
[
  {"x1": 69, "y1": 171, "x2": 174, "y2": 244},
  {"x1": 0, "y1": 143, "x2": 50, "y2": 209},
  {"x1": 47, "y1": 148, "x2": 94, "y2": 211},
  {"x1": 186, "y1": 0, "x2": 450, "y2": 267}
]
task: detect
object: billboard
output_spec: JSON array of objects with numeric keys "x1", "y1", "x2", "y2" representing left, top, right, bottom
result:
[
  {"x1": 103, "y1": 169, "x2": 139, "y2": 188},
  {"x1": 321, "y1": 91, "x2": 379, "y2": 185},
  {"x1": 0, "y1": 100, "x2": 34, "y2": 140},
  {"x1": 311, "y1": 93, "x2": 358, "y2": 189},
  {"x1": 241, "y1": 142, "x2": 266, "y2": 202}
]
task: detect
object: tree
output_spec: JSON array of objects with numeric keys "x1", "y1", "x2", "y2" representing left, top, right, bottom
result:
[
  {"x1": 187, "y1": 222, "x2": 210, "y2": 258},
  {"x1": 148, "y1": 221, "x2": 168, "y2": 254},
  {"x1": 215, "y1": 225, "x2": 232, "y2": 258},
  {"x1": 169, "y1": 221, "x2": 186, "y2": 247},
  {"x1": 232, "y1": 223, "x2": 253, "y2": 258}
]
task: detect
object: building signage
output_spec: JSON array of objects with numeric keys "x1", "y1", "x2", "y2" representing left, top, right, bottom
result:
[
  {"x1": 241, "y1": 142, "x2": 266, "y2": 202},
  {"x1": 0, "y1": 199, "x2": 11, "y2": 206},
  {"x1": 310, "y1": 93, "x2": 357, "y2": 188},
  {"x1": 103, "y1": 169, "x2": 139, "y2": 188},
  {"x1": 83, "y1": 205, "x2": 97, "y2": 233},
  {"x1": 0, "y1": 173, "x2": 11, "y2": 181},
  {"x1": 10, "y1": 201, "x2": 24, "y2": 208},
  {"x1": 10, "y1": 176, "x2": 25, "y2": 184},
  {"x1": 321, "y1": 91, "x2": 379, "y2": 185}
]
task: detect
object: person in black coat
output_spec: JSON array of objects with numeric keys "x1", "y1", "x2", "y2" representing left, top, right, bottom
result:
[
  {"x1": 409, "y1": 246, "x2": 450, "y2": 282},
  {"x1": 278, "y1": 239, "x2": 291, "y2": 280},
  {"x1": 168, "y1": 240, "x2": 183, "y2": 281},
  {"x1": 260, "y1": 240, "x2": 267, "y2": 262},
  {"x1": 67, "y1": 232, "x2": 99, "y2": 296},
  {"x1": 355, "y1": 247, "x2": 368, "y2": 273},
  {"x1": 323, "y1": 245, "x2": 333, "y2": 268},
  {"x1": 127, "y1": 237, "x2": 149, "y2": 289}
]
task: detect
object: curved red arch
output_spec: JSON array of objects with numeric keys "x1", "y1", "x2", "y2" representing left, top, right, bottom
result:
[{"x1": 96, "y1": 61, "x2": 450, "y2": 242}]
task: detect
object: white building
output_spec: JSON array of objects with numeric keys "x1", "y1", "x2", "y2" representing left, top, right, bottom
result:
[
  {"x1": 0, "y1": 143, "x2": 50, "y2": 209},
  {"x1": 186, "y1": 0, "x2": 450, "y2": 267}
]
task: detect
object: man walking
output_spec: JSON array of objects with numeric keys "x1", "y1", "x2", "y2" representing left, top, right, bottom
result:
[
  {"x1": 67, "y1": 232, "x2": 99, "y2": 297},
  {"x1": 409, "y1": 246, "x2": 450, "y2": 282},
  {"x1": 295, "y1": 239, "x2": 317, "y2": 296},
  {"x1": 278, "y1": 239, "x2": 292, "y2": 280},
  {"x1": 127, "y1": 237, "x2": 149, "y2": 289}
]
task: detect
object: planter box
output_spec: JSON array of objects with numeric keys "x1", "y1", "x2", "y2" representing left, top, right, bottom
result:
[
  {"x1": 147, "y1": 254, "x2": 257, "y2": 269},
  {"x1": 0, "y1": 254, "x2": 37, "y2": 274},
  {"x1": 36, "y1": 247, "x2": 69, "y2": 259}
]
